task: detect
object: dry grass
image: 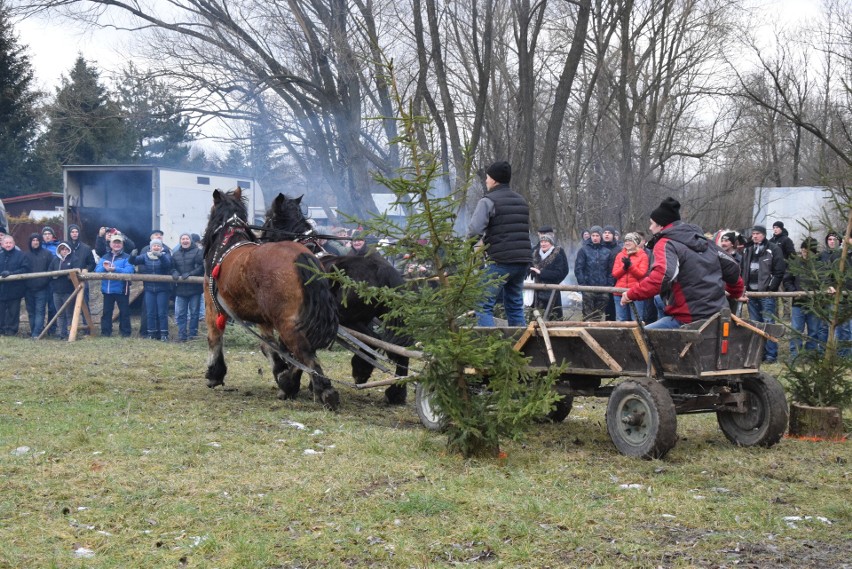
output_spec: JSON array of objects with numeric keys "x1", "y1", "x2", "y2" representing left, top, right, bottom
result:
[{"x1": 0, "y1": 330, "x2": 850, "y2": 568}]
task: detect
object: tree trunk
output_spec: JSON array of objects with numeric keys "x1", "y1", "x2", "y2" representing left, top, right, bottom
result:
[{"x1": 788, "y1": 402, "x2": 844, "y2": 440}]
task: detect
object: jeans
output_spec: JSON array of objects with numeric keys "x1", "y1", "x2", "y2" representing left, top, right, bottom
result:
[
  {"x1": 45, "y1": 290, "x2": 57, "y2": 336},
  {"x1": 614, "y1": 296, "x2": 646, "y2": 322},
  {"x1": 748, "y1": 296, "x2": 777, "y2": 361},
  {"x1": 145, "y1": 289, "x2": 171, "y2": 338},
  {"x1": 790, "y1": 305, "x2": 822, "y2": 359},
  {"x1": 645, "y1": 315, "x2": 684, "y2": 329},
  {"x1": 478, "y1": 262, "x2": 529, "y2": 327},
  {"x1": 25, "y1": 288, "x2": 50, "y2": 338},
  {"x1": 53, "y1": 292, "x2": 72, "y2": 338},
  {"x1": 175, "y1": 294, "x2": 201, "y2": 340},
  {"x1": 101, "y1": 293, "x2": 131, "y2": 337}
]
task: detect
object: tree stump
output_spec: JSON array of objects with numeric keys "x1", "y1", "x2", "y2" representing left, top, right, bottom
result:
[{"x1": 788, "y1": 402, "x2": 844, "y2": 440}]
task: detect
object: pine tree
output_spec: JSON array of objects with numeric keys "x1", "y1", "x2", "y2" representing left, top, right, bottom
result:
[
  {"x1": 0, "y1": 5, "x2": 41, "y2": 198},
  {"x1": 34, "y1": 56, "x2": 135, "y2": 188},
  {"x1": 116, "y1": 62, "x2": 193, "y2": 166}
]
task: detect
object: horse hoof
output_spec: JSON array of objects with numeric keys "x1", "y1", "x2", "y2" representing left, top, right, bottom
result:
[
  {"x1": 321, "y1": 388, "x2": 340, "y2": 411},
  {"x1": 278, "y1": 389, "x2": 298, "y2": 401},
  {"x1": 207, "y1": 378, "x2": 224, "y2": 388}
]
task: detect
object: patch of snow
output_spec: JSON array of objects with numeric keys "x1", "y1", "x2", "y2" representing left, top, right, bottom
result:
[
  {"x1": 619, "y1": 483, "x2": 644, "y2": 490},
  {"x1": 73, "y1": 547, "x2": 95, "y2": 558},
  {"x1": 283, "y1": 419, "x2": 306, "y2": 430},
  {"x1": 303, "y1": 449, "x2": 322, "y2": 455},
  {"x1": 11, "y1": 446, "x2": 30, "y2": 456}
]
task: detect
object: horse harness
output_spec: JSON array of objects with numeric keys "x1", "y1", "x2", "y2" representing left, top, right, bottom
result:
[{"x1": 208, "y1": 215, "x2": 258, "y2": 330}]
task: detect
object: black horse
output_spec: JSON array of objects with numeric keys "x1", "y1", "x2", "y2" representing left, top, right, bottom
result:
[{"x1": 261, "y1": 193, "x2": 410, "y2": 404}]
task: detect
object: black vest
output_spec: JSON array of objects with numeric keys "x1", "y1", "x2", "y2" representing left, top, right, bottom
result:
[{"x1": 483, "y1": 185, "x2": 532, "y2": 264}]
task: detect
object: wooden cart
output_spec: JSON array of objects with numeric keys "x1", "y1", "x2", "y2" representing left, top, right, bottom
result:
[{"x1": 415, "y1": 309, "x2": 789, "y2": 459}]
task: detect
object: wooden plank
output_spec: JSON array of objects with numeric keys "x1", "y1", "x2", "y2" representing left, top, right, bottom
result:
[
  {"x1": 577, "y1": 329, "x2": 623, "y2": 372},
  {"x1": 700, "y1": 368, "x2": 759, "y2": 377},
  {"x1": 512, "y1": 320, "x2": 538, "y2": 352},
  {"x1": 340, "y1": 326, "x2": 424, "y2": 359},
  {"x1": 731, "y1": 313, "x2": 779, "y2": 343},
  {"x1": 631, "y1": 327, "x2": 655, "y2": 376},
  {"x1": 68, "y1": 287, "x2": 85, "y2": 342},
  {"x1": 69, "y1": 271, "x2": 95, "y2": 336},
  {"x1": 533, "y1": 310, "x2": 556, "y2": 364},
  {"x1": 37, "y1": 285, "x2": 81, "y2": 340}
]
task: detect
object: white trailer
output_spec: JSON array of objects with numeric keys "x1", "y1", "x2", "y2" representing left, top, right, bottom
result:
[
  {"x1": 752, "y1": 186, "x2": 840, "y2": 246},
  {"x1": 63, "y1": 165, "x2": 265, "y2": 248}
]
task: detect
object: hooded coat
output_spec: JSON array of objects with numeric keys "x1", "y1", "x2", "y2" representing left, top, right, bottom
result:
[
  {"x1": 25, "y1": 233, "x2": 54, "y2": 292},
  {"x1": 48, "y1": 244, "x2": 77, "y2": 295},
  {"x1": 768, "y1": 227, "x2": 796, "y2": 260},
  {"x1": 626, "y1": 221, "x2": 744, "y2": 324}
]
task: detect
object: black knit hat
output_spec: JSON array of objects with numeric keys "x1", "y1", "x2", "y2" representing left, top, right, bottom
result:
[
  {"x1": 0, "y1": 226, "x2": 6, "y2": 234},
  {"x1": 752, "y1": 225, "x2": 767, "y2": 236},
  {"x1": 42, "y1": 226, "x2": 55, "y2": 236},
  {"x1": 801, "y1": 237, "x2": 819, "y2": 253},
  {"x1": 773, "y1": 221, "x2": 784, "y2": 229},
  {"x1": 721, "y1": 231, "x2": 737, "y2": 243},
  {"x1": 650, "y1": 197, "x2": 681, "y2": 226},
  {"x1": 537, "y1": 225, "x2": 554, "y2": 234},
  {"x1": 486, "y1": 161, "x2": 512, "y2": 184}
]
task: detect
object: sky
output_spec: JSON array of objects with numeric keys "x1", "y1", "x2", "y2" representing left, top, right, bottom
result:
[{"x1": 13, "y1": 0, "x2": 825, "y2": 91}]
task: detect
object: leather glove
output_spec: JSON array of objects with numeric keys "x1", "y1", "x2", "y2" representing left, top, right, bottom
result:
[
  {"x1": 0, "y1": 271, "x2": 9, "y2": 278},
  {"x1": 172, "y1": 271, "x2": 180, "y2": 281},
  {"x1": 621, "y1": 256, "x2": 631, "y2": 268},
  {"x1": 180, "y1": 273, "x2": 189, "y2": 280}
]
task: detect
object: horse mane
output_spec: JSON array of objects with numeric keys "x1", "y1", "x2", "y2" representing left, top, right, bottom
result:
[
  {"x1": 203, "y1": 188, "x2": 250, "y2": 260},
  {"x1": 262, "y1": 193, "x2": 313, "y2": 241}
]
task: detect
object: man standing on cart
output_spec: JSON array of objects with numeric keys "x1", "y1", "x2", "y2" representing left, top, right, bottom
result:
[
  {"x1": 468, "y1": 161, "x2": 532, "y2": 327},
  {"x1": 620, "y1": 197, "x2": 744, "y2": 329}
]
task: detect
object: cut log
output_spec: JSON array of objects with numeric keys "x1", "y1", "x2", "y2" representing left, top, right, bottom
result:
[{"x1": 788, "y1": 402, "x2": 845, "y2": 441}]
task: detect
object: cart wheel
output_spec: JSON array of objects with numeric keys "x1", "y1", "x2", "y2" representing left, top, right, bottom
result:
[
  {"x1": 606, "y1": 378, "x2": 678, "y2": 459},
  {"x1": 415, "y1": 383, "x2": 446, "y2": 431},
  {"x1": 717, "y1": 372, "x2": 788, "y2": 447},
  {"x1": 543, "y1": 394, "x2": 574, "y2": 423}
]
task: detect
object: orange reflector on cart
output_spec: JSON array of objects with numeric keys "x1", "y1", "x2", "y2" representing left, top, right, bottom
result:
[{"x1": 722, "y1": 322, "x2": 729, "y2": 336}]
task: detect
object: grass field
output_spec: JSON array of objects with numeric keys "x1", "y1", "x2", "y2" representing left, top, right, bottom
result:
[{"x1": 1, "y1": 328, "x2": 850, "y2": 568}]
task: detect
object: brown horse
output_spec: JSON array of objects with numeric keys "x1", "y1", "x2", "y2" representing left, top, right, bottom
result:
[
  {"x1": 261, "y1": 193, "x2": 410, "y2": 404},
  {"x1": 202, "y1": 188, "x2": 340, "y2": 409}
]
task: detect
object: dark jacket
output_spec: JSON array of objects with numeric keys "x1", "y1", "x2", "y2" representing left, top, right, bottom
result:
[
  {"x1": 467, "y1": 184, "x2": 532, "y2": 265},
  {"x1": 0, "y1": 246, "x2": 31, "y2": 300},
  {"x1": 171, "y1": 245, "x2": 204, "y2": 296},
  {"x1": 68, "y1": 238, "x2": 96, "y2": 272},
  {"x1": 49, "y1": 248, "x2": 77, "y2": 295},
  {"x1": 740, "y1": 239, "x2": 785, "y2": 292},
  {"x1": 769, "y1": 229, "x2": 796, "y2": 260},
  {"x1": 25, "y1": 234, "x2": 54, "y2": 292},
  {"x1": 627, "y1": 221, "x2": 744, "y2": 324},
  {"x1": 131, "y1": 249, "x2": 173, "y2": 293},
  {"x1": 531, "y1": 245, "x2": 569, "y2": 310},
  {"x1": 782, "y1": 255, "x2": 823, "y2": 309},
  {"x1": 574, "y1": 241, "x2": 613, "y2": 286}
]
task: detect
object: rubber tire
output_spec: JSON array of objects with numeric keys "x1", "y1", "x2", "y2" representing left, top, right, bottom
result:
[
  {"x1": 544, "y1": 394, "x2": 574, "y2": 423},
  {"x1": 415, "y1": 383, "x2": 446, "y2": 432},
  {"x1": 606, "y1": 378, "x2": 678, "y2": 459},
  {"x1": 717, "y1": 372, "x2": 789, "y2": 448}
]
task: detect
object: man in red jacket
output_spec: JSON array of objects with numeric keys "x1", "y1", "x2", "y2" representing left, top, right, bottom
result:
[{"x1": 621, "y1": 197, "x2": 744, "y2": 329}]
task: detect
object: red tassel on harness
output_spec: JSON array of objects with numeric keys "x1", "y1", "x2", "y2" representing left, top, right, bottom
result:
[
  {"x1": 216, "y1": 313, "x2": 227, "y2": 331},
  {"x1": 211, "y1": 264, "x2": 221, "y2": 279}
]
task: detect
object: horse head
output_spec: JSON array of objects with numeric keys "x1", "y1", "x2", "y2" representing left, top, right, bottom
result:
[
  {"x1": 262, "y1": 193, "x2": 313, "y2": 241},
  {"x1": 203, "y1": 187, "x2": 250, "y2": 260}
]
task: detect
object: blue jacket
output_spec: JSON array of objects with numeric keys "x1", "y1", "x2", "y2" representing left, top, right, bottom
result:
[
  {"x1": 574, "y1": 242, "x2": 613, "y2": 286},
  {"x1": 131, "y1": 250, "x2": 173, "y2": 293},
  {"x1": 95, "y1": 250, "x2": 134, "y2": 295}
]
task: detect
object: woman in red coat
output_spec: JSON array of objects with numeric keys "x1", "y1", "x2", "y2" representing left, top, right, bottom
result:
[{"x1": 612, "y1": 232, "x2": 649, "y2": 321}]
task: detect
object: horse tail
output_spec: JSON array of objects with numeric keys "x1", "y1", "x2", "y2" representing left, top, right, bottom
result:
[{"x1": 296, "y1": 252, "x2": 339, "y2": 350}]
